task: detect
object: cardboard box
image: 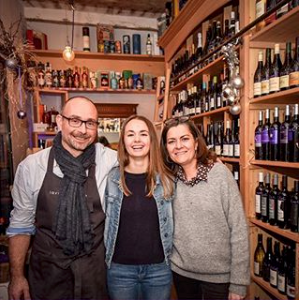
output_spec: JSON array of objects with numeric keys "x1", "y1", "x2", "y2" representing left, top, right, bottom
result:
[
  {"x1": 97, "y1": 24, "x2": 114, "y2": 43},
  {"x1": 26, "y1": 30, "x2": 48, "y2": 50}
]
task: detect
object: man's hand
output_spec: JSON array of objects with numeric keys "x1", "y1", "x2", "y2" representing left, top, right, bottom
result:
[
  {"x1": 229, "y1": 292, "x2": 245, "y2": 300},
  {"x1": 9, "y1": 276, "x2": 31, "y2": 300}
]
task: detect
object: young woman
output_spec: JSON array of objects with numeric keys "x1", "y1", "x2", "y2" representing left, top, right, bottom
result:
[
  {"x1": 160, "y1": 117, "x2": 249, "y2": 300},
  {"x1": 104, "y1": 115, "x2": 174, "y2": 300}
]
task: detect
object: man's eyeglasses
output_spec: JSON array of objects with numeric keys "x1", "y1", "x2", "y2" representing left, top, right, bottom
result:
[
  {"x1": 163, "y1": 116, "x2": 190, "y2": 126},
  {"x1": 61, "y1": 115, "x2": 99, "y2": 130}
]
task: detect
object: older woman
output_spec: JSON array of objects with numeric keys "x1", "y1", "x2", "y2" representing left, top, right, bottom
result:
[{"x1": 160, "y1": 117, "x2": 249, "y2": 300}]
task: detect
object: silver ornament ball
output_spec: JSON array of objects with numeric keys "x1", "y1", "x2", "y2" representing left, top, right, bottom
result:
[
  {"x1": 229, "y1": 103, "x2": 242, "y2": 115},
  {"x1": 227, "y1": 94, "x2": 236, "y2": 106},
  {"x1": 17, "y1": 110, "x2": 27, "y2": 119},
  {"x1": 5, "y1": 58, "x2": 18, "y2": 69},
  {"x1": 222, "y1": 85, "x2": 234, "y2": 99},
  {"x1": 231, "y1": 75, "x2": 244, "y2": 89}
]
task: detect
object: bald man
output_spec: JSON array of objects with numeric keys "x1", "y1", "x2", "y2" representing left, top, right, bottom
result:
[{"x1": 8, "y1": 96, "x2": 118, "y2": 300}]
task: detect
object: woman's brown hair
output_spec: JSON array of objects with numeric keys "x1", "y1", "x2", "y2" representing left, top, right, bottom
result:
[
  {"x1": 118, "y1": 115, "x2": 174, "y2": 198},
  {"x1": 160, "y1": 118, "x2": 217, "y2": 175}
]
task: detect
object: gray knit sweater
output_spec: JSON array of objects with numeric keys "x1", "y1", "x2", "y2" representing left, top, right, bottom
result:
[{"x1": 171, "y1": 163, "x2": 250, "y2": 297}]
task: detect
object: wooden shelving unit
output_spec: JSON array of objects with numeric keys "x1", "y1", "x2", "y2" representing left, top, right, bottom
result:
[
  {"x1": 220, "y1": 157, "x2": 240, "y2": 163},
  {"x1": 191, "y1": 107, "x2": 229, "y2": 119},
  {"x1": 250, "y1": 160, "x2": 299, "y2": 169}
]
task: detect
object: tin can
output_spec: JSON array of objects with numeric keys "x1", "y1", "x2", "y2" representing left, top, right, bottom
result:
[
  {"x1": 115, "y1": 41, "x2": 122, "y2": 54},
  {"x1": 123, "y1": 35, "x2": 131, "y2": 54},
  {"x1": 110, "y1": 41, "x2": 116, "y2": 53},
  {"x1": 104, "y1": 40, "x2": 110, "y2": 53}
]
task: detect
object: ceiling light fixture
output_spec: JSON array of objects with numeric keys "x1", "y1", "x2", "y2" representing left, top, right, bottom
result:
[{"x1": 62, "y1": 0, "x2": 75, "y2": 62}]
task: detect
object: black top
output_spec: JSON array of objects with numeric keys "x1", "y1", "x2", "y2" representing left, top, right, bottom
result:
[{"x1": 112, "y1": 172, "x2": 164, "y2": 265}]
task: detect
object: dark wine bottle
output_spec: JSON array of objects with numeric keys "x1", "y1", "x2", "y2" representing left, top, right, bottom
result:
[
  {"x1": 269, "y1": 44, "x2": 282, "y2": 94},
  {"x1": 279, "y1": 42, "x2": 292, "y2": 91},
  {"x1": 289, "y1": 104, "x2": 299, "y2": 162},
  {"x1": 270, "y1": 106, "x2": 280, "y2": 161},
  {"x1": 254, "y1": 233, "x2": 265, "y2": 277},
  {"x1": 261, "y1": 109, "x2": 270, "y2": 160},
  {"x1": 254, "y1": 51, "x2": 264, "y2": 98},
  {"x1": 233, "y1": 118, "x2": 240, "y2": 158},
  {"x1": 276, "y1": 0, "x2": 289, "y2": 18},
  {"x1": 286, "y1": 247, "x2": 296, "y2": 300},
  {"x1": 277, "y1": 175, "x2": 289, "y2": 229},
  {"x1": 280, "y1": 105, "x2": 291, "y2": 161},
  {"x1": 215, "y1": 122, "x2": 223, "y2": 157},
  {"x1": 209, "y1": 77, "x2": 217, "y2": 111},
  {"x1": 265, "y1": 0, "x2": 276, "y2": 25},
  {"x1": 270, "y1": 241, "x2": 280, "y2": 288},
  {"x1": 290, "y1": 180, "x2": 299, "y2": 232},
  {"x1": 255, "y1": 111, "x2": 263, "y2": 160},
  {"x1": 261, "y1": 48, "x2": 272, "y2": 95},
  {"x1": 261, "y1": 173, "x2": 271, "y2": 222},
  {"x1": 216, "y1": 76, "x2": 222, "y2": 109},
  {"x1": 196, "y1": 32, "x2": 203, "y2": 62},
  {"x1": 255, "y1": 172, "x2": 264, "y2": 220},
  {"x1": 289, "y1": 37, "x2": 299, "y2": 88},
  {"x1": 262, "y1": 237, "x2": 273, "y2": 282},
  {"x1": 269, "y1": 174, "x2": 279, "y2": 226},
  {"x1": 277, "y1": 245, "x2": 288, "y2": 295},
  {"x1": 228, "y1": 11, "x2": 236, "y2": 39}
]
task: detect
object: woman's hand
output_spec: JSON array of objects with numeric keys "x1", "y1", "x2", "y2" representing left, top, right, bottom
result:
[{"x1": 229, "y1": 292, "x2": 244, "y2": 300}]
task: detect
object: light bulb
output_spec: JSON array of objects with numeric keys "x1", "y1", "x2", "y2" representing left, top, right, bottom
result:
[{"x1": 62, "y1": 46, "x2": 75, "y2": 62}]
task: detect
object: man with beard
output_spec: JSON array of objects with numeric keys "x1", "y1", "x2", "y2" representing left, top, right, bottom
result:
[{"x1": 7, "y1": 96, "x2": 118, "y2": 300}]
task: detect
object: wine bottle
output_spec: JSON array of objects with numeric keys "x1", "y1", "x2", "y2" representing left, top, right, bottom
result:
[
  {"x1": 262, "y1": 109, "x2": 270, "y2": 160},
  {"x1": 277, "y1": 245, "x2": 288, "y2": 295},
  {"x1": 256, "y1": 172, "x2": 264, "y2": 220},
  {"x1": 269, "y1": 44, "x2": 282, "y2": 94},
  {"x1": 215, "y1": 21, "x2": 223, "y2": 48},
  {"x1": 254, "y1": 233, "x2": 265, "y2": 277},
  {"x1": 265, "y1": 0, "x2": 276, "y2": 25},
  {"x1": 290, "y1": 180, "x2": 299, "y2": 232},
  {"x1": 202, "y1": 82, "x2": 208, "y2": 113},
  {"x1": 277, "y1": 175, "x2": 289, "y2": 229},
  {"x1": 254, "y1": 51, "x2": 264, "y2": 98},
  {"x1": 261, "y1": 48, "x2": 272, "y2": 95},
  {"x1": 270, "y1": 107, "x2": 280, "y2": 161},
  {"x1": 269, "y1": 174, "x2": 279, "y2": 226},
  {"x1": 196, "y1": 32, "x2": 203, "y2": 62},
  {"x1": 82, "y1": 27, "x2": 90, "y2": 52},
  {"x1": 255, "y1": 0, "x2": 266, "y2": 31},
  {"x1": 262, "y1": 237, "x2": 273, "y2": 282},
  {"x1": 270, "y1": 241, "x2": 281, "y2": 288},
  {"x1": 289, "y1": 104, "x2": 299, "y2": 162},
  {"x1": 276, "y1": 0, "x2": 289, "y2": 18},
  {"x1": 216, "y1": 76, "x2": 223, "y2": 109},
  {"x1": 280, "y1": 105, "x2": 291, "y2": 161},
  {"x1": 215, "y1": 122, "x2": 223, "y2": 156},
  {"x1": 234, "y1": 170, "x2": 239, "y2": 188},
  {"x1": 209, "y1": 77, "x2": 216, "y2": 111},
  {"x1": 286, "y1": 247, "x2": 296, "y2": 300},
  {"x1": 289, "y1": 36, "x2": 299, "y2": 88},
  {"x1": 223, "y1": 19, "x2": 229, "y2": 41},
  {"x1": 261, "y1": 173, "x2": 271, "y2": 222},
  {"x1": 279, "y1": 42, "x2": 292, "y2": 91},
  {"x1": 228, "y1": 11, "x2": 236, "y2": 39},
  {"x1": 225, "y1": 120, "x2": 233, "y2": 157},
  {"x1": 233, "y1": 118, "x2": 240, "y2": 158},
  {"x1": 255, "y1": 111, "x2": 263, "y2": 160}
]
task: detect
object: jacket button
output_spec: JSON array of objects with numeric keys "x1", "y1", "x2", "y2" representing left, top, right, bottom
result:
[
  {"x1": 164, "y1": 217, "x2": 167, "y2": 222},
  {"x1": 161, "y1": 200, "x2": 164, "y2": 205},
  {"x1": 164, "y1": 233, "x2": 168, "y2": 238}
]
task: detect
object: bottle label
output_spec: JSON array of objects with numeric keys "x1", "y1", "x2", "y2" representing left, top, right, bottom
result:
[
  {"x1": 287, "y1": 284, "x2": 295, "y2": 298},
  {"x1": 288, "y1": 128, "x2": 294, "y2": 142},
  {"x1": 83, "y1": 36, "x2": 90, "y2": 50},
  {"x1": 216, "y1": 96, "x2": 222, "y2": 108},
  {"x1": 223, "y1": 145, "x2": 228, "y2": 156},
  {"x1": 279, "y1": 75, "x2": 289, "y2": 89},
  {"x1": 270, "y1": 77, "x2": 280, "y2": 92},
  {"x1": 255, "y1": 133, "x2": 262, "y2": 147},
  {"x1": 280, "y1": 129, "x2": 289, "y2": 144},
  {"x1": 269, "y1": 128, "x2": 279, "y2": 144},
  {"x1": 234, "y1": 144, "x2": 240, "y2": 157},
  {"x1": 256, "y1": 1, "x2": 265, "y2": 18},
  {"x1": 195, "y1": 106, "x2": 201, "y2": 114},
  {"x1": 261, "y1": 79, "x2": 270, "y2": 94},
  {"x1": 254, "y1": 82, "x2": 262, "y2": 96},
  {"x1": 289, "y1": 71, "x2": 299, "y2": 86},
  {"x1": 254, "y1": 261, "x2": 260, "y2": 276},
  {"x1": 277, "y1": 274, "x2": 286, "y2": 293},
  {"x1": 210, "y1": 97, "x2": 215, "y2": 109},
  {"x1": 255, "y1": 194, "x2": 261, "y2": 213},
  {"x1": 228, "y1": 145, "x2": 234, "y2": 157},
  {"x1": 262, "y1": 129, "x2": 269, "y2": 143},
  {"x1": 277, "y1": 199, "x2": 284, "y2": 221},
  {"x1": 269, "y1": 197, "x2": 275, "y2": 219},
  {"x1": 261, "y1": 196, "x2": 267, "y2": 216},
  {"x1": 215, "y1": 145, "x2": 222, "y2": 156},
  {"x1": 51, "y1": 114, "x2": 56, "y2": 123},
  {"x1": 270, "y1": 269, "x2": 277, "y2": 286}
]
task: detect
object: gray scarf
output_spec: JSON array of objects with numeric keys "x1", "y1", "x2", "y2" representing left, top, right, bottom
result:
[{"x1": 52, "y1": 131, "x2": 96, "y2": 256}]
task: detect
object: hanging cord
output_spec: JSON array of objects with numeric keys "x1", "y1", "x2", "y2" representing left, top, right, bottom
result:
[
  {"x1": 71, "y1": 4, "x2": 75, "y2": 50},
  {"x1": 18, "y1": 66, "x2": 22, "y2": 108}
]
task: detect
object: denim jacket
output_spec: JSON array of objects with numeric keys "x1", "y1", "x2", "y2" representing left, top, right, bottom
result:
[{"x1": 104, "y1": 167, "x2": 174, "y2": 268}]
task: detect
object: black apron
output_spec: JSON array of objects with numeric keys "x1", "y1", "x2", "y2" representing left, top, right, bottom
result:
[{"x1": 28, "y1": 148, "x2": 107, "y2": 300}]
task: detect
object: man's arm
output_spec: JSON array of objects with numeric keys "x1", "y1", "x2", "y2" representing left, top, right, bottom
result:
[{"x1": 9, "y1": 235, "x2": 31, "y2": 300}]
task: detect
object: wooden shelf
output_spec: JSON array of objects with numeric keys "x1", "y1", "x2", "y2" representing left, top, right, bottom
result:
[
  {"x1": 249, "y1": 87, "x2": 299, "y2": 105},
  {"x1": 154, "y1": 121, "x2": 163, "y2": 127},
  {"x1": 250, "y1": 218, "x2": 299, "y2": 243},
  {"x1": 251, "y1": 274, "x2": 289, "y2": 300},
  {"x1": 36, "y1": 87, "x2": 156, "y2": 94},
  {"x1": 31, "y1": 49, "x2": 165, "y2": 62},
  {"x1": 191, "y1": 106, "x2": 229, "y2": 119},
  {"x1": 170, "y1": 55, "x2": 225, "y2": 92},
  {"x1": 251, "y1": 160, "x2": 299, "y2": 169},
  {"x1": 250, "y1": 6, "x2": 299, "y2": 43},
  {"x1": 219, "y1": 157, "x2": 240, "y2": 163}
]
